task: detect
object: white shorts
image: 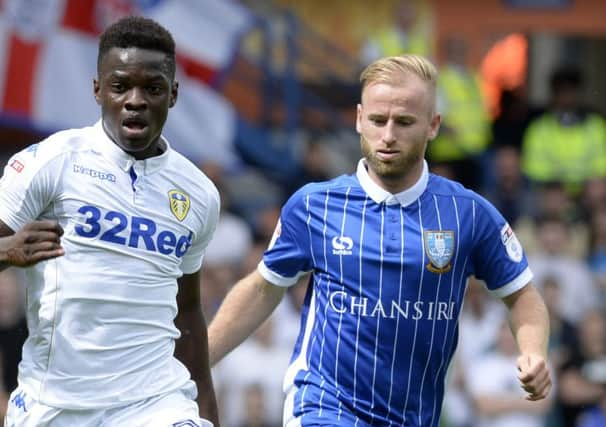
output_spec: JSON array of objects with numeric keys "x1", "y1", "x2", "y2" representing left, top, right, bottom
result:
[{"x1": 4, "y1": 383, "x2": 213, "y2": 427}]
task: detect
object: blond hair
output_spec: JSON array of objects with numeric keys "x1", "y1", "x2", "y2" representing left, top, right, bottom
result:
[
  {"x1": 360, "y1": 54, "x2": 438, "y2": 113},
  {"x1": 360, "y1": 54, "x2": 437, "y2": 88}
]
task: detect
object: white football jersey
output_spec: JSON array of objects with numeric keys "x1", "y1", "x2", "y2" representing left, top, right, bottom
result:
[{"x1": 0, "y1": 121, "x2": 220, "y2": 409}]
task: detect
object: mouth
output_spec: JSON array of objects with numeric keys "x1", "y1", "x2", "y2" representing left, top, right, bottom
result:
[
  {"x1": 121, "y1": 117, "x2": 149, "y2": 135},
  {"x1": 376, "y1": 150, "x2": 400, "y2": 161}
]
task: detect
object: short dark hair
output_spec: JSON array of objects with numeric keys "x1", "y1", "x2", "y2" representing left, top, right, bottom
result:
[
  {"x1": 97, "y1": 15, "x2": 176, "y2": 79},
  {"x1": 549, "y1": 65, "x2": 583, "y2": 93}
]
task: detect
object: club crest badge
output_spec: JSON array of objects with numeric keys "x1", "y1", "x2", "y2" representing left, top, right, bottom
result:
[
  {"x1": 424, "y1": 230, "x2": 455, "y2": 274},
  {"x1": 168, "y1": 189, "x2": 190, "y2": 221}
]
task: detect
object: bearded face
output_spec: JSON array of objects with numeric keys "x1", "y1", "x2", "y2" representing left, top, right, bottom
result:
[{"x1": 356, "y1": 75, "x2": 440, "y2": 192}]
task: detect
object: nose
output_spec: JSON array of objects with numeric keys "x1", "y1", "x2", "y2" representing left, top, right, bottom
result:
[
  {"x1": 381, "y1": 121, "x2": 396, "y2": 144},
  {"x1": 125, "y1": 87, "x2": 147, "y2": 110}
]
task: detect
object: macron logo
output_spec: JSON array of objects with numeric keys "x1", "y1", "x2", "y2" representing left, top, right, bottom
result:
[{"x1": 332, "y1": 236, "x2": 353, "y2": 255}]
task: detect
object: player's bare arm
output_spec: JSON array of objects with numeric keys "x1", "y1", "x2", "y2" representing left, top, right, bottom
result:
[
  {"x1": 208, "y1": 269, "x2": 286, "y2": 366},
  {"x1": 0, "y1": 219, "x2": 64, "y2": 271},
  {"x1": 502, "y1": 283, "x2": 552, "y2": 401},
  {"x1": 175, "y1": 271, "x2": 220, "y2": 427}
]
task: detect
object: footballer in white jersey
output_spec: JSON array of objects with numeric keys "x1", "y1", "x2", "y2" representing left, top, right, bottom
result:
[{"x1": 0, "y1": 16, "x2": 220, "y2": 427}]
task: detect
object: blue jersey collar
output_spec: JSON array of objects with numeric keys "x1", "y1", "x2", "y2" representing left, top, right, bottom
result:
[{"x1": 356, "y1": 158, "x2": 429, "y2": 207}]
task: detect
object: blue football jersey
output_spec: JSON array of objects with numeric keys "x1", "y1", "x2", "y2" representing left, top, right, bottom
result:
[{"x1": 259, "y1": 160, "x2": 532, "y2": 427}]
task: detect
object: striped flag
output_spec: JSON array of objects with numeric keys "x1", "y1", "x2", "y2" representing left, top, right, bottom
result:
[{"x1": 0, "y1": 0, "x2": 253, "y2": 168}]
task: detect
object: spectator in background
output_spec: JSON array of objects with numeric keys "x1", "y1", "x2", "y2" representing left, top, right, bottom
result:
[
  {"x1": 514, "y1": 181, "x2": 588, "y2": 259},
  {"x1": 540, "y1": 276, "x2": 578, "y2": 371},
  {"x1": 213, "y1": 317, "x2": 292, "y2": 427},
  {"x1": 526, "y1": 215, "x2": 599, "y2": 325},
  {"x1": 586, "y1": 205, "x2": 606, "y2": 304},
  {"x1": 427, "y1": 36, "x2": 491, "y2": 191},
  {"x1": 580, "y1": 177, "x2": 606, "y2": 221},
  {"x1": 491, "y1": 88, "x2": 541, "y2": 151},
  {"x1": 556, "y1": 310, "x2": 606, "y2": 427},
  {"x1": 238, "y1": 383, "x2": 280, "y2": 427},
  {"x1": 360, "y1": 1, "x2": 434, "y2": 64},
  {"x1": 457, "y1": 277, "x2": 506, "y2": 365},
  {"x1": 442, "y1": 276, "x2": 506, "y2": 427},
  {"x1": 466, "y1": 319, "x2": 551, "y2": 427},
  {"x1": 200, "y1": 168, "x2": 254, "y2": 319},
  {"x1": 521, "y1": 65, "x2": 606, "y2": 195},
  {"x1": 483, "y1": 145, "x2": 534, "y2": 225},
  {"x1": 480, "y1": 33, "x2": 528, "y2": 120}
]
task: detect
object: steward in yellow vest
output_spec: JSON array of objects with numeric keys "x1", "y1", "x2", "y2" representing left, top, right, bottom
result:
[{"x1": 521, "y1": 66, "x2": 606, "y2": 194}]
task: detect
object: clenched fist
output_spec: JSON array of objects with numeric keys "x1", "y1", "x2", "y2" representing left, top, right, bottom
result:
[{"x1": 0, "y1": 220, "x2": 65, "y2": 267}]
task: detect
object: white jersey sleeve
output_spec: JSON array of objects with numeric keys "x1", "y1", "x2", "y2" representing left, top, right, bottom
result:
[{"x1": 0, "y1": 141, "x2": 65, "y2": 230}]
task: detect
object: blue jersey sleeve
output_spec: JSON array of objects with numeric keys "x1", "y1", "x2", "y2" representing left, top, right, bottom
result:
[
  {"x1": 259, "y1": 188, "x2": 313, "y2": 287},
  {"x1": 471, "y1": 197, "x2": 533, "y2": 298}
]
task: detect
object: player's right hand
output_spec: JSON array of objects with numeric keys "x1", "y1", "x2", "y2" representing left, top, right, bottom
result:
[{"x1": 1, "y1": 220, "x2": 65, "y2": 267}]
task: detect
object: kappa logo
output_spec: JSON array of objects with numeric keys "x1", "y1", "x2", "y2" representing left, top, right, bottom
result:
[
  {"x1": 332, "y1": 235, "x2": 353, "y2": 255},
  {"x1": 73, "y1": 164, "x2": 116, "y2": 183},
  {"x1": 424, "y1": 230, "x2": 455, "y2": 274},
  {"x1": 11, "y1": 390, "x2": 27, "y2": 413},
  {"x1": 168, "y1": 189, "x2": 190, "y2": 221}
]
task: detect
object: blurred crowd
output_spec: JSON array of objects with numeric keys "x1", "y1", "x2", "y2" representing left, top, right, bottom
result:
[{"x1": 1, "y1": 3, "x2": 606, "y2": 427}]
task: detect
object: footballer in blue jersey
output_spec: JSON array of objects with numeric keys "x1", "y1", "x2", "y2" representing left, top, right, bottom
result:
[{"x1": 208, "y1": 54, "x2": 552, "y2": 427}]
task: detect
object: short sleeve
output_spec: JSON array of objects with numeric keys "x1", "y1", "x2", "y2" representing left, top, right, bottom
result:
[
  {"x1": 259, "y1": 190, "x2": 312, "y2": 287},
  {"x1": 471, "y1": 198, "x2": 533, "y2": 298},
  {"x1": 0, "y1": 144, "x2": 60, "y2": 231}
]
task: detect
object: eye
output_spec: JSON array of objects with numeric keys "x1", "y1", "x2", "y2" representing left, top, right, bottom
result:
[
  {"x1": 370, "y1": 117, "x2": 387, "y2": 126},
  {"x1": 396, "y1": 118, "x2": 414, "y2": 126},
  {"x1": 147, "y1": 85, "x2": 163, "y2": 95},
  {"x1": 111, "y1": 82, "x2": 126, "y2": 93}
]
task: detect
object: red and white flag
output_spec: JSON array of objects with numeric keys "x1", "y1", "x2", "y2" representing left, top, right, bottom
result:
[{"x1": 0, "y1": 0, "x2": 253, "y2": 168}]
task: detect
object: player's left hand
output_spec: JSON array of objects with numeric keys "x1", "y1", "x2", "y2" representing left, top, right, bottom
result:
[{"x1": 517, "y1": 353, "x2": 551, "y2": 401}]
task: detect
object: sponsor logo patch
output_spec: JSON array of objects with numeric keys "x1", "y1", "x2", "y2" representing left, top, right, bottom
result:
[
  {"x1": 500, "y1": 223, "x2": 523, "y2": 262},
  {"x1": 332, "y1": 235, "x2": 353, "y2": 255},
  {"x1": 424, "y1": 230, "x2": 454, "y2": 273},
  {"x1": 9, "y1": 159, "x2": 24, "y2": 173},
  {"x1": 168, "y1": 189, "x2": 190, "y2": 221}
]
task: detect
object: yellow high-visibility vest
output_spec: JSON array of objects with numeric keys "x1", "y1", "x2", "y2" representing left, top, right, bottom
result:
[
  {"x1": 372, "y1": 27, "x2": 432, "y2": 58},
  {"x1": 428, "y1": 66, "x2": 491, "y2": 161},
  {"x1": 522, "y1": 112, "x2": 606, "y2": 187}
]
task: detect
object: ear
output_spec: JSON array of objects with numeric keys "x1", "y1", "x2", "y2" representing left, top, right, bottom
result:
[
  {"x1": 93, "y1": 78, "x2": 101, "y2": 105},
  {"x1": 355, "y1": 104, "x2": 362, "y2": 133},
  {"x1": 428, "y1": 113, "x2": 441, "y2": 141},
  {"x1": 169, "y1": 80, "x2": 179, "y2": 108}
]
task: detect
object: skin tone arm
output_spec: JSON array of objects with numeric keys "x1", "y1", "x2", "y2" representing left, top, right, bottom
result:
[
  {"x1": 0, "y1": 220, "x2": 64, "y2": 271},
  {"x1": 207, "y1": 269, "x2": 286, "y2": 366},
  {"x1": 502, "y1": 283, "x2": 552, "y2": 401},
  {"x1": 175, "y1": 271, "x2": 220, "y2": 426}
]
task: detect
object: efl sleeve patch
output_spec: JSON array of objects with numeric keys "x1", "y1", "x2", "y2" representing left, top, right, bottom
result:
[{"x1": 500, "y1": 223, "x2": 523, "y2": 262}]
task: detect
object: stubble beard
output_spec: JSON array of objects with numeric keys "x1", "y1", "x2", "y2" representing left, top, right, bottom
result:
[{"x1": 360, "y1": 135, "x2": 422, "y2": 181}]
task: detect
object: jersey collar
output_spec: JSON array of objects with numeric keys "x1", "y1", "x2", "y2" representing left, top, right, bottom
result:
[
  {"x1": 92, "y1": 120, "x2": 170, "y2": 175},
  {"x1": 356, "y1": 158, "x2": 429, "y2": 207}
]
